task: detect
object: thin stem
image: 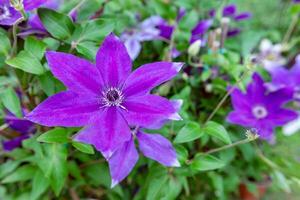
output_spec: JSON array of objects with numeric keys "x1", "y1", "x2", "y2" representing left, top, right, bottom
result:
[
  {"x1": 205, "y1": 69, "x2": 251, "y2": 124},
  {"x1": 68, "y1": 0, "x2": 86, "y2": 16},
  {"x1": 10, "y1": 17, "x2": 24, "y2": 57},
  {"x1": 282, "y1": 14, "x2": 299, "y2": 44},
  {"x1": 205, "y1": 137, "x2": 257, "y2": 154}
]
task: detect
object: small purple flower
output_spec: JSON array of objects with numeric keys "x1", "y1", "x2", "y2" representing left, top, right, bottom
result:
[
  {"x1": 121, "y1": 16, "x2": 164, "y2": 60},
  {"x1": 26, "y1": 34, "x2": 183, "y2": 184},
  {"x1": 234, "y1": 12, "x2": 252, "y2": 21},
  {"x1": 222, "y1": 4, "x2": 237, "y2": 17},
  {"x1": 268, "y1": 55, "x2": 300, "y2": 101},
  {"x1": 190, "y1": 19, "x2": 213, "y2": 44},
  {"x1": 2, "y1": 110, "x2": 35, "y2": 151},
  {"x1": 0, "y1": 0, "x2": 46, "y2": 25},
  {"x1": 227, "y1": 73, "x2": 298, "y2": 141}
]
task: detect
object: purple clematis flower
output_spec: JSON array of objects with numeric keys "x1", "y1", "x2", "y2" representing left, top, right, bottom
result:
[
  {"x1": 227, "y1": 73, "x2": 298, "y2": 141},
  {"x1": 0, "y1": 0, "x2": 46, "y2": 25},
  {"x1": 121, "y1": 16, "x2": 164, "y2": 60},
  {"x1": 2, "y1": 110, "x2": 35, "y2": 151},
  {"x1": 109, "y1": 99, "x2": 182, "y2": 187},
  {"x1": 26, "y1": 33, "x2": 183, "y2": 181},
  {"x1": 268, "y1": 55, "x2": 300, "y2": 101}
]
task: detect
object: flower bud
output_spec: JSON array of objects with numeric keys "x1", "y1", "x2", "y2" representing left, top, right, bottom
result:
[{"x1": 188, "y1": 40, "x2": 202, "y2": 56}]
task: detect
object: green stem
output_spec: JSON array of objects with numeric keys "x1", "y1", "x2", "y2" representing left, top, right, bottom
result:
[
  {"x1": 205, "y1": 69, "x2": 251, "y2": 124},
  {"x1": 282, "y1": 14, "x2": 299, "y2": 44},
  {"x1": 205, "y1": 137, "x2": 257, "y2": 154},
  {"x1": 10, "y1": 17, "x2": 24, "y2": 57}
]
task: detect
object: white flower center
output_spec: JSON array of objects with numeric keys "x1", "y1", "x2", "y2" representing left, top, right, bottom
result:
[
  {"x1": 0, "y1": 6, "x2": 10, "y2": 20},
  {"x1": 252, "y1": 105, "x2": 268, "y2": 119},
  {"x1": 101, "y1": 87, "x2": 124, "y2": 107}
]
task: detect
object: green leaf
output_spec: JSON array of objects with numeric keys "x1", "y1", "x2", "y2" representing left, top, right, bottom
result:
[
  {"x1": 146, "y1": 174, "x2": 168, "y2": 200},
  {"x1": 0, "y1": 160, "x2": 21, "y2": 179},
  {"x1": 30, "y1": 170, "x2": 50, "y2": 200},
  {"x1": 76, "y1": 41, "x2": 98, "y2": 60},
  {"x1": 38, "y1": 144, "x2": 68, "y2": 196},
  {"x1": 0, "y1": 87, "x2": 22, "y2": 117},
  {"x1": 6, "y1": 50, "x2": 45, "y2": 75},
  {"x1": 174, "y1": 121, "x2": 203, "y2": 143},
  {"x1": 0, "y1": 31, "x2": 11, "y2": 57},
  {"x1": 2, "y1": 165, "x2": 36, "y2": 183},
  {"x1": 37, "y1": 128, "x2": 69, "y2": 143},
  {"x1": 38, "y1": 8, "x2": 74, "y2": 40},
  {"x1": 24, "y1": 37, "x2": 47, "y2": 60},
  {"x1": 204, "y1": 121, "x2": 232, "y2": 144},
  {"x1": 72, "y1": 142, "x2": 95, "y2": 154},
  {"x1": 190, "y1": 154, "x2": 225, "y2": 171}
]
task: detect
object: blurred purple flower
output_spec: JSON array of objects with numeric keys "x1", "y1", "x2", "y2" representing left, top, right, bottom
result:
[
  {"x1": 2, "y1": 110, "x2": 35, "y2": 151},
  {"x1": 227, "y1": 73, "x2": 298, "y2": 141},
  {"x1": 190, "y1": 19, "x2": 213, "y2": 44},
  {"x1": 268, "y1": 55, "x2": 300, "y2": 101},
  {"x1": 222, "y1": 4, "x2": 237, "y2": 17},
  {"x1": 293, "y1": 0, "x2": 300, "y2": 3},
  {"x1": 121, "y1": 16, "x2": 164, "y2": 60},
  {"x1": 26, "y1": 34, "x2": 182, "y2": 180},
  {"x1": 254, "y1": 39, "x2": 285, "y2": 72},
  {"x1": 0, "y1": 0, "x2": 46, "y2": 25},
  {"x1": 234, "y1": 12, "x2": 252, "y2": 21}
]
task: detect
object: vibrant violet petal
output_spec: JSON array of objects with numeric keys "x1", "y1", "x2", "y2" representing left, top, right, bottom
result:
[
  {"x1": 124, "y1": 38, "x2": 142, "y2": 60},
  {"x1": 123, "y1": 62, "x2": 183, "y2": 97},
  {"x1": 5, "y1": 111, "x2": 35, "y2": 134},
  {"x1": 222, "y1": 4, "x2": 237, "y2": 16},
  {"x1": 120, "y1": 95, "x2": 181, "y2": 127},
  {"x1": 226, "y1": 111, "x2": 254, "y2": 127},
  {"x1": 2, "y1": 135, "x2": 30, "y2": 151},
  {"x1": 140, "y1": 15, "x2": 164, "y2": 30},
  {"x1": 46, "y1": 51, "x2": 102, "y2": 95},
  {"x1": 254, "y1": 123, "x2": 274, "y2": 141},
  {"x1": 28, "y1": 14, "x2": 47, "y2": 32},
  {"x1": 0, "y1": 6, "x2": 22, "y2": 25},
  {"x1": 137, "y1": 131, "x2": 180, "y2": 167},
  {"x1": 23, "y1": 0, "x2": 48, "y2": 11},
  {"x1": 108, "y1": 137, "x2": 138, "y2": 188},
  {"x1": 96, "y1": 33, "x2": 132, "y2": 87},
  {"x1": 266, "y1": 88, "x2": 294, "y2": 108},
  {"x1": 171, "y1": 48, "x2": 181, "y2": 58},
  {"x1": 26, "y1": 91, "x2": 100, "y2": 127},
  {"x1": 157, "y1": 23, "x2": 174, "y2": 40},
  {"x1": 234, "y1": 12, "x2": 252, "y2": 21},
  {"x1": 176, "y1": 8, "x2": 186, "y2": 22},
  {"x1": 74, "y1": 107, "x2": 131, "y2": 159},
  {"x1": 267, "y1": 109, "x2": 298, "y2": 126},
  {"x1": 246, "y1": 73, "x2": 266, "y2": 103},
  {"x1": 230, "y1": 88, "x2": 250, "y2": 111},
  {"x1": 192, "y1": 19, "x2": 212, "y2": 36}
]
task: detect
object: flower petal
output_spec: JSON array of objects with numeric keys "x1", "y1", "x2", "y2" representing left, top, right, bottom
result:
[
  {"x1": 267, "y1": 109, "x2": 298, "y2": 126},
  {"x1": 124, "y1": 38, "x2": 141, "y2": 60},
  {"x1": 121, "y1": 95, "x2": 181, "y2": 128},
  {"x1": 96, "y1": 33, "x2": 132, "y2": 87},
  {"x1": 46, "y1": 51, "x2": 102, "y2": 95},
  {"x1": 74, "y1": 107, "x2": 131, "y2": 159},
  {"x1": 137, "y1": 131, "x2": 180, "y2": 167},
  {"x1": 230, "y1": 88, "x2": 250, "y2": 111},
  {"x1": 0, "y1": 6, "x2": 22, "y2": 26},
  {"x1": 26, "y1": 91, "x2": 99, "y2": 127},
  {"x1": 2, "y1": 135, "x2": 29, "y2": 151},
  {"x1": 23, "y1": 0, "x2": 47, "y2": 11},
  {"x1": 246, "y1": 73, "x2": 266, "y2": 103},
  {"x1": 222, "y1": 4, "x2": 236, "y2": 16},
  {"x1": 108, "y1": 137, "x2": 138, "y2": 188},
  {"x1": 123, "y1": 62, "x2": 183, "y2": 97},
  {"x1": 226, "y1": 111, "x2": 254, "y2": 127}
]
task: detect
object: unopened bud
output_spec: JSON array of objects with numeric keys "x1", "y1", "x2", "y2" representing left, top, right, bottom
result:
[{"x1": 188, "y1": 40, "x2": 202, "y2": 56}]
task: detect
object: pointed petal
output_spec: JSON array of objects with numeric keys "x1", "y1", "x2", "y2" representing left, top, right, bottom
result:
[
  {"x1": 108, "y1": 138, "x2": 138, "y2": 188},
  {"x1": 0, "y1": 6, "x2": 22, "y2": 26},
  {"x1": 124, "y1": 38, "x2": 141, "y2": 60},
  {"x1": 74, "y1": 107, "x2": 131, "y2": 159},
  {"x1": 246, "y1": 73, "x2": 266, "y2": 103},
  {"x1": 226, "y1": 111, "x2": 254, "y2": 127},
  {"x1": 123, "y1": 62, "x2": 183, "y2": 97},
  {"x1": 137, "y1": 131, "x2": 179, "y2": 167},
  {"x1": 121, "y1": 95, "x2": 180, "y2": 128},
  {"x1": 267, "y1": 109, "x2": 298, "y2": 126},
  {"x1": 96, "y1": 33, "x2": 132, "y2": 87},
  {"x1": 23, "y1": 0, "x2": 47, "y2": 11},
  {"x1": 26, "y1": 91, "x2": 99, "y2": 127},
  {"x1": 46, "y1": 51, "x2": 102, "y2": 95},
  {"x1": 222, "y1": 4, "x2": 236, "y2": 16},
  {"x1": 266, "y1": 87, "x2": 294, "y2": 108},
  {"x1": 2, "y1": 135, "x2": 29, "y2": 151},
  {"x1": 230, "y1": 88, "x2": 250, "y2": 111}
]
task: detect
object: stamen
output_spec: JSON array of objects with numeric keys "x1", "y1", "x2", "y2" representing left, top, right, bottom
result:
[
  {"x1": 101, "y1": 87, "x2": 124, "y2": 108},
  {"x1": 252, "y1": 105, "x2": 268, "y2": 119}
]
